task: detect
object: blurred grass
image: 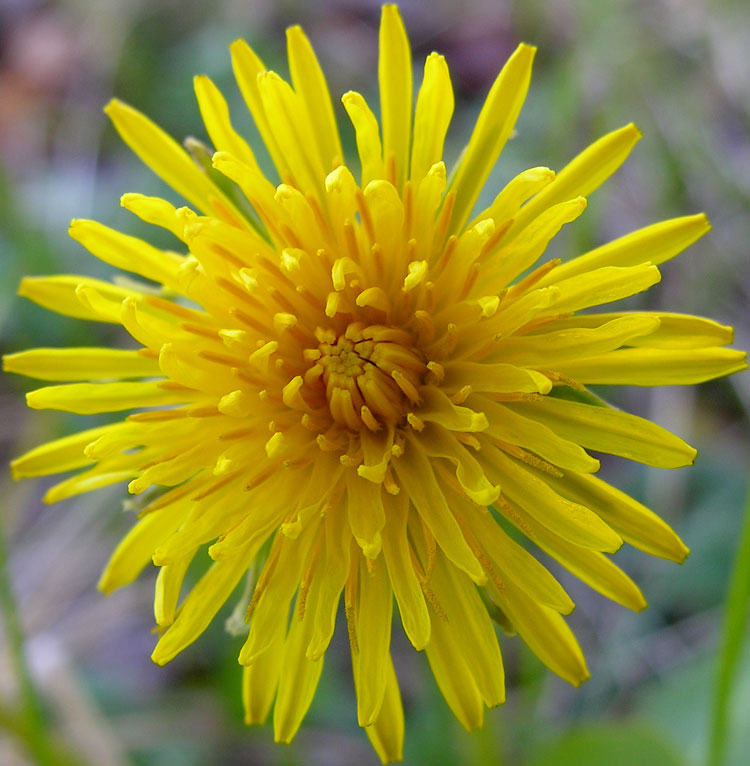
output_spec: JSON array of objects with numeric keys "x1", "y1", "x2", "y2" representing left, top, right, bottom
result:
[{"x1": 0, "y1": 0, "x2": 748, "y2": 764}]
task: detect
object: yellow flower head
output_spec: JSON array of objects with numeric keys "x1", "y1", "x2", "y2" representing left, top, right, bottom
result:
[{"x1": 4, "y1": 5, "x2": 747, "y2": 762}]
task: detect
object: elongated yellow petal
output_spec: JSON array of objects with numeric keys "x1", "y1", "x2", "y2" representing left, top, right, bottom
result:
[
  {"x1": 430, "y1": 554, "x2": 505, "y2": 706},
  {"x1": 257, "y1": 71, "x2": 325, "y2": 195},
  {"x1": 154, "y1": 551, "x2": 195, "y2": 627},
  {"x1": 487, "y1": 197, "x2": 587, "y2": 287},
  {"x1": 474, "y1": 395, "x2": 599, "y2": 473},
  {"x1": 490, "y1": 576, "x2": 589, "y2": 686},
  {"x1": 511, "y1": 123, "x2": 641, "y2": 234},
  {"x1": 18, "y1": 275, "x2": 141, "y2": 323},
  {"x1": 105, "y1": 99, "x2": 244, "y2": 221},
  {"x1": 306, "y1": 504, "x2": 351, "y2": 660},
  {"x1": 26, "y1": 381, "x2": 199, "y2": 414},
  {"x1": 121, "y1": 193, "x2": 194, "y2": 241},
  {"x1": 4, "y1": 347, "x2": 159, "y2": 381},
  {"x1": 442, "y1": 361, "x2": 552, "y2": 395},
  {"x1": 378, "y1": 5, "x2": 412, "y2": 189},
  {"x1": 424, "y1": 605, "x2": 484, "y2": 730},
  {"x1": 9, "y1": 423, "x2": 113, "y2": 479},
  {"x1": 410, "y1": 53, "x2": 454, "y2": 183},
  {"x1": 418, "y1": 424, "x2": 500, "y2": 506},
  {"x1": 354, "y1": 556, "x2": 393, "y2": 726},
  {"x1": 69, "y1": 219, "x2": 185, "y2": 290},
  {"x1": 287, "y1": 25, "x2": 342, "y2": 173},
  {"x1": 470, "y1": 166, "x2": 555, "y2": 228},
  {"x1": 556, "y1": 346, "x2": 748, "y2": 385},
  {"x1": 193, "y1": 74, "x2": 260, "y2": 172},
  {"x1": 230, "y1": 39, "x2": 288, "y2": 177},
  {"x1": 347, "y1": 471, "x2": 386, "y2": 559},
  {"x1": 537, "y1": 533, "x2": 647, "y2": 611},
  {"x1": 546, "y1": 263, "x2": 661, "y2": 315},
  {"x1": 43, "y1": 464, "x2": 138, "y2": 504},
  {"x1": 381, "y1": 492, "x2": 430, "y2": 650},
  {"x1": 152, "y1": 549, "x2": 252, "y2": 665},
  {"x1": 495, "y1": 315, "x2": 661, "y2": 367},
  {"x1": 507, "y1": 395, "x2": 697, "y2": 468},
  {"x1": 462, "y1": 502, "x2": 575, "y2": 614},
  {"x1": 539, "y1": 214, "x2": 711, "y2": 287},
  {"x1": 273, "y1": 586, "x2": 324, "y2": 743},
  {"x1": 98, "y1": 507, "x2": 185, "y2": 594},
  {"x1": 542, "y1": 312, "x2": 734, "y2": 350},
  {"x1": 342, "y1": 91, "x2": 385, "y2": 187},
  {"x1": 547, "y1": 471, "x2": 689, "y2": 562},
  {"x1": 242, "y1": 620, "x2": 284, "y2": 724},
  {"x1": 363, "y1": 655, "x2": 404, "y2": 765},
  {"x1": 393, "y1": 439, "x2": 486, "y2": 584},
  {"x1": 482, "y1": 445, "x2": 623, "y2": 552},
  {"x1": 449, "y1": 43, "x2": 536, "y2": 233}
]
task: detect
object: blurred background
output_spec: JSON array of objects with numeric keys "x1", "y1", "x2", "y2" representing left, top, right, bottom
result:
[{"x1": 0, "y1": 0, "x2": 748, "y2": 763}]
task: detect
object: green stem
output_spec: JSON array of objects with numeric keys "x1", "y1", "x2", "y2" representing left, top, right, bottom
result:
[
  {"x1": 0, "y1": 518, "x2": 58, "y2": 765},
  {"x1": 708, "y1": 484, "x2": 750, "y2": 766}
]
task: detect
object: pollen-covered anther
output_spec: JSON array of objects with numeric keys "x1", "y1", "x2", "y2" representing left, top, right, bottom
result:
[{"x1": 301, "y1": 322, "x2": 426, "y2": 432}]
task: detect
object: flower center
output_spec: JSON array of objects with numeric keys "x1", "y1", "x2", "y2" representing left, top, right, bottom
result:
[{"x1": 303, "y1": 322, "x2": 426, "y2": 431}]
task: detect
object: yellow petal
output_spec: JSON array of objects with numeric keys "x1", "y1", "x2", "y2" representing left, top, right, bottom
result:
[
  {"x1": 441, "y1": 361, "x2": 552, "y2": 396},
  {"x1": 378, "y1": 4, "x2": 412, "y2": 189},
  {"x1": 416, "y1": 386, "x2": 489, "y2": 431},
  {"x1": 193, "y1": 74, "x2": 261, "y2": 172},
  {"x1": 482, "y1": 445, "x2": 623, "y2": 552},
  {"x1": 495, "y1": 314, "x2": 661, "y2": 367},
  {"x1": 381, "y1": 493, "x2": 430, "y2": 650},
  {"x1": 152, "y1": 550, "x2": 252, "y2": 665},
  {"x1": 547, "y1": 471, "x2": 690, "y2": 562},
  {"x1": 273, "y1": 585, "x2": 324, "y2": 743},
  {"x1": 470, "y1": 166, "x2": 554, "y2": 228},
  {"x1": 429, "y1": 553, "x2": 505, "y2": 706},
  {"x1": 9, "y1": 423, "x2": 112, "y2": 479},
  {"x1": 98, "y1": 507, "x2": 185, "y2": 594},
  {"x1": 342, "y1": 91, "x2": 385, "y2": 187},
  {"x1": 121, "y1": 193, "x2": 195, "y2": 241},
  {"x1": 363, "y1": 655, "x2": 404, "y2": 764},
  {"x1": 490, "y1": 576, "x2": 589, "y2": 686},
  {"x1": 418, "y1": 424, "x2": 500, "y2": 506},
  {"x1": 508, "y1": 395, "x2": 697, "y2": 468},
  {"x1": 555, "y1": 346, "x2": 747, "y2": 386},
  {"x1": 242, "y1": 618, "x2": 285, "y2": 724},
  {"x1": 354, "y1": 556, "x2": 393, "y2": 726},
  {"x1": 424, "y1": 605, "x2": 484, "y2": 730},
  {"x1": 26, "y1": 381, "x2": 196, "y2": 414},
  {"x1": 486, "y1": 197, "x2": 587, "y2": 287},
  {"x1": 394, "y1": 436, "x2": 486, "y2": 583},
  {"x1": 257, "y1": 71, "x2": 324, "y2": 195},
  {"x1": 18, "y1": 275, "x2": 140, "y2": 323},
  {"x1": 286, "y1": 25, "x2": 343, "y2": 172},
  {"x1": 511, "y1": 123, "x2": 641, "y2": 234},
  {"x1": 4, "y1": 347, "x2": 159, "y2": 381},
  {"x1": 229, "y1": 38, "x2": 288, "y2": 178},
  {"x1": 543, "y1": 312, "x2": 734, "y2": 350},
  {"x1": 347, "y1": 472, "x2": 386, "y2": 559},
  {"x1": 538, "y1": 213, "x2": 711, "y2": 287},
  {"x1": 410, "y1": 52, "x2": 454, "y2": 183},
  {"x1": 449, "y1": 43, "x2": 536, "y2": 233},
  {"x1": 105, "y1": 99, "x2": 244, "y2": 221},
  {"x1": 306, "y1": 504, "x2": 351, "y2": 660},
  {"x1": 154, "y1": 551, "x2": 195, "y2": 627},
  {"x1": 474, "y1": 395, "x2": 599, "y2": 474},
  {"x1": 69, "y1": 219, "x2": 185, "y2": 290}
]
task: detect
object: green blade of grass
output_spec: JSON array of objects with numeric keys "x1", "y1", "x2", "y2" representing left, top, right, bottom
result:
[{"x1": 708, "y1": 483, "x2": 750, "y2": 766}]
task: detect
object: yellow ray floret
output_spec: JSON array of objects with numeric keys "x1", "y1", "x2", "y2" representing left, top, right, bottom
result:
[{"x1": 5, "y1": 5, "x2": 747, "y2": 764}]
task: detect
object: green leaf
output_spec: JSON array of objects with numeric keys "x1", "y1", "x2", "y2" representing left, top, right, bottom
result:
[{"x1": 709, "y1": 484, "x2": 750, "y2": 766}]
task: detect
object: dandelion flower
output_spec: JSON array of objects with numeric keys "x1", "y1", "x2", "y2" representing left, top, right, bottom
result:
[{"x1": 5, "y1": 5, "x2": 747, "y2": 762}]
